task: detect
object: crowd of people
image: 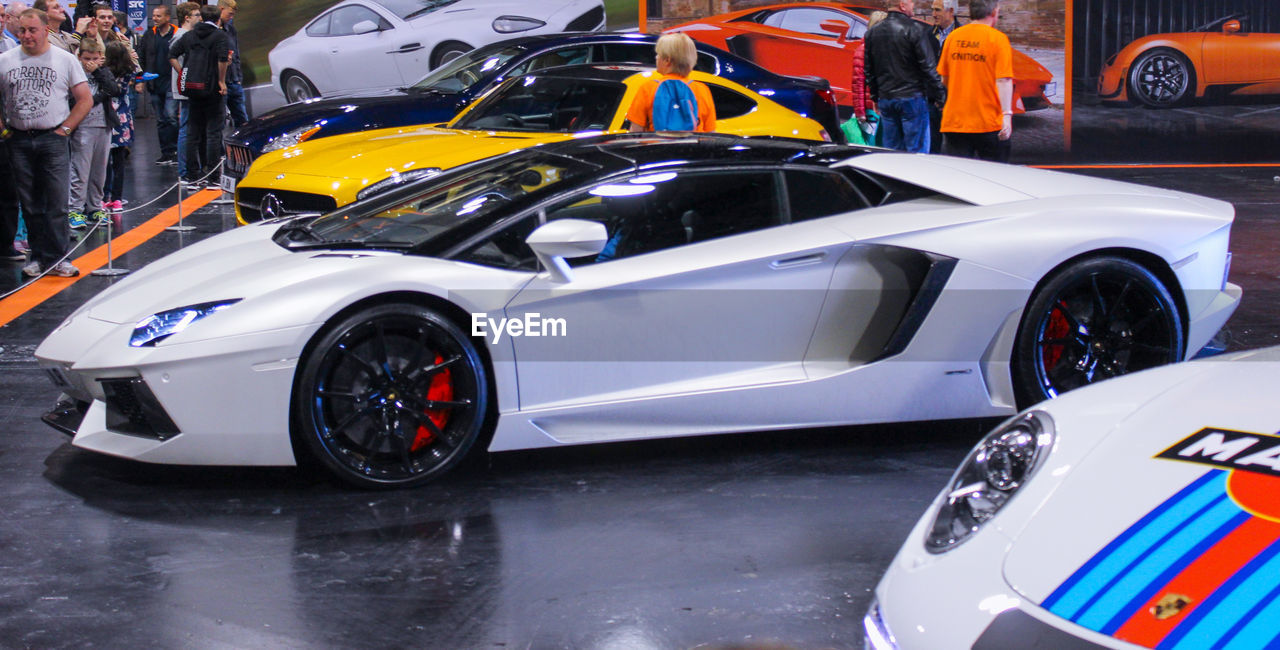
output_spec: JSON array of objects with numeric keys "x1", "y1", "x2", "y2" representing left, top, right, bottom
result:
[
  {"x1": 0, "y1": 0, "x2": 238, "y2": 278},
  {"x1": 860, "y1": 0, "x2": 1015, "y2": 162}
]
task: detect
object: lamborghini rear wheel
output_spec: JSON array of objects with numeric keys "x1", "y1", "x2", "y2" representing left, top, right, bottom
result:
[
  {"x1": 294, "y1": 303, "x2": 489, "y2": 489},
  {"x1": 1012, "y1": 256, "x2": 1183, "y2": 409}
]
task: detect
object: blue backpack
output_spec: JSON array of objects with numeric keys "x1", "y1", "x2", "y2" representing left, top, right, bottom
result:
[{"x1": 651, "y1": 78, "x2": 699, "y2": 131}]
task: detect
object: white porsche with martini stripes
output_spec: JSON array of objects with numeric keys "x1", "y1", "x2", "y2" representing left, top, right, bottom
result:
[{"x1": 869, "y1": 346, "x2": 1280, "y2": 649}]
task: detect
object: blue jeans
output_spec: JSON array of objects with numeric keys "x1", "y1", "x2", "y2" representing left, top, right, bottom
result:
[
  {"x1": 177, "y1": 101, "x2": 189, "y2": 178},
  {"x1": 8, "y1": 130, "x2": 71, "y2": 267},
  {"x1": 878, "y1": 95, "x2": 931, "y2": 153},
  {"x1": 226, "y1": 82, "x2": 248, "y2": 127},
  {"x1": 151, "y1": 87, "x2": 178, "y2": 157}
]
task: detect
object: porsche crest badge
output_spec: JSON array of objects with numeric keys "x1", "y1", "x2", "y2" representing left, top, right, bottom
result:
[{"x1": 1150, "y1": 593, "x2": 1192, "y2": 620}]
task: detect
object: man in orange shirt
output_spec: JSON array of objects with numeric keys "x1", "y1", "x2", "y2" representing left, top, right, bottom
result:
[
  {"x1": 627, "y1": 33, "x2": 715, "y2": 132},
  {"x1": 937, "y1": 0, "x2": 1013, "y2": 161}
]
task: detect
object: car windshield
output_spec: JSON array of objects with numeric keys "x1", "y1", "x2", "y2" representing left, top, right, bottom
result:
[
  {"x1": 303, "y1": 152, "x2": 599, "y2": 248},
  {"x1": 451, "y1": 76, "x2": 626, "y2": 132},
  {"x1": 374, "y1": 0, "x2": 461, "y2": 21},
  {"x1": 409, "y1": 44, "x2": 526, "y2": 93}
]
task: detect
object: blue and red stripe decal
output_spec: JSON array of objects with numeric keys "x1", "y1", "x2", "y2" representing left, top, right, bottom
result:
[{"x1": 1041, "y1": 469, "x2": 1280, "y2": 649}]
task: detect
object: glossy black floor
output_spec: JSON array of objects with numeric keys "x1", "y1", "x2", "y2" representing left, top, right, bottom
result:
[{"x1": 1, "y1": 121, "x2": 1278, "y2": 648}]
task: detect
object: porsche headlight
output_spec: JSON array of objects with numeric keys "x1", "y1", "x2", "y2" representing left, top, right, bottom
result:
[
  {"x1": 925, "y1": 411, "x2": 1055, "y2": 554},
  {"x1": 130, "y1": 300, "x2": 241, "y2": 347},
  {"x1": 262, "y1": 123, "x2": 324, "y2": 153},
  {"x1": 492, "y1": 16, "x2": 546, "y2": 33},
  {"x1": 355, "y1": 168, "x2": 442, "y2": 201}
]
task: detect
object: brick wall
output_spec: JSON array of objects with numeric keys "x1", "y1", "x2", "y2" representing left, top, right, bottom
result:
[{"x1": 650, "y1": 0, "x2": 1066, "y2": 49}]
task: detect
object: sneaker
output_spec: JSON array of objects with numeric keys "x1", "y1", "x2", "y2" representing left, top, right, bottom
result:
[
  {"x1": 180, "y1": 179, "x2": 204, "y2": 191},
  {"x1": 49, "y1": 261, "x2": 80, "y2": 277},
  {"x1": 21, "y1": 260, "x2": 40, "y2": 277},
  {"x1": 155, "y1": 154, "x2": 177, "y2": 166},
  {"x1": 68, "y1": 210, "x2": 88, "y2": 229},
  {"x1": 1, "y1": 247, "x2": 24, "y2": 261},
  {"x1": 90, "y1": 210, "x2": 111, "y2": 225},
  {"x1": 13, "y1": 240, "x2": 28, "y2": 254},
  {"x1": 105, "y1": 200, "x2": 124, "y2": 213}
]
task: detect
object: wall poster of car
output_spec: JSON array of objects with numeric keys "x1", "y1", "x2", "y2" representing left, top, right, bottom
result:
[
  {"x1": 645, "y1": 0, "x2": 1067, "y2": 164},
  {"x1": 1072, "y1": 0, "x2": 1280, "y2": 163},
  {"x1": 234, "y1": 0, "x2": 639, "y2": 110}
]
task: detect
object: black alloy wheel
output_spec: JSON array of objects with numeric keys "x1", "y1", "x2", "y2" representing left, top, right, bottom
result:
[
  {"x1": 282, "y1": 71, "x2": 320, "y2": 103},
  {"x1": 1012, "y1": 257, "x2": 1184, "y2": 408},
  {"x1": 1128, "y1": 48, "x2": 1194, "y2": 108},
  {"x1": 295, "y1": 303, "x2": 490, "y2": 488}
]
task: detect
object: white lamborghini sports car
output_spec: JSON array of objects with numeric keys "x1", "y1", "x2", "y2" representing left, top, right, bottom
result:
[
  {"x1": 867, "y1": 346, "x2": 1280, "y2": 650},
  {"x1": 36, "y1": 134, "x2": 1240, "y2": 488}
]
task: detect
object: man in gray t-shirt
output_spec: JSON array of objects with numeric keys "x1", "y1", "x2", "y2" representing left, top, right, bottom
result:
[{"x1": 0, "y1": 7, "x2": 91, "y2": 277}]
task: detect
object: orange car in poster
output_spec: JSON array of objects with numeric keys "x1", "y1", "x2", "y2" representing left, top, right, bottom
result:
[
  {"x1": 666, "y1": 2, "x2": 1054, "y2": 113},
  {"x1": 1098, "y1": 14, "x2": 1280, "y2": 107}
]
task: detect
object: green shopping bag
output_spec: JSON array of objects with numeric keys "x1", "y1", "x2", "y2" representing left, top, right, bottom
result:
[{"x1": 840, "y1": 116, "x2": 867, "y2": 146}]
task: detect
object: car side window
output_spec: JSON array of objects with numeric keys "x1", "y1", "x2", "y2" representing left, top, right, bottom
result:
[
  {"x1": 305, "y1": 13, "x2": 331, "y2": 36},
  {"x1": 596, "y1": 43, "x2": 653, "y2": 66},
  {"x1": 329, "y1": 6, "x2": 388, "y2": 36},
  {"x1": 764, "y1": 8, "x2": 859, "y2": 38},
  {"x1": 510, "y1": 47, "x2": 592, "y2": 74},
  {"x1": 707, "y1": 84, "x2": 757, "y2": 119},
  {"x1": 543, "y1": 170, "x2": 783, "y2": 266},
  {"x1": 784, "y1": 170, "x2": 870, "y2": 222},
  {"x1": 591, "y1": 44, "x2": 717, "y2": 73},
  {"x1": 452, "y1": 214, "x2": 541, "y2": 271}
]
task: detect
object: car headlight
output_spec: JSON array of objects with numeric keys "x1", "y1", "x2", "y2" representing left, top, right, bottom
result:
[
  {"x1": 492, "y1": 16, "x2": 546, "y2": 33},
  {"x1": 925, "y1": 411, "x2": 1055, "y2": 554},
  {"x1": 130, "y1": 300, "x2": 242, "y2": 347},
  {"x1": 355, "y1": 168, "x2": 442, "y2": 201},
  {"x1": 261, "y1": 123, "x2": 324, "y2": 153}
]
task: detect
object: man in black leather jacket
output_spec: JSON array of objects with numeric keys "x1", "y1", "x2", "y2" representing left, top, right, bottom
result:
[{"x1": 864, "y1": 0, "x2": 945, "y2": 153}]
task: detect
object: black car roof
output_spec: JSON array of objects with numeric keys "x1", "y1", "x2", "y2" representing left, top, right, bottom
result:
[
  {"x1": 535, "y1": 132, "x2": 871, "y2": 170},
  {"x1": 518, "y1": 64, "x2": 651, "y2": 83}
]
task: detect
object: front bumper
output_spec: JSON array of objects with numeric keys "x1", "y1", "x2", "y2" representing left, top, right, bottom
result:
[
  {"x1": 36, "y1": 315, "x2": 317, "y2": 466},
  {"x1": 870, "y1": 505, "x2": 1130, "y2": 649},
  {"x1": 1097, "y1": 64, "x2": 1128, "y2": 101}
]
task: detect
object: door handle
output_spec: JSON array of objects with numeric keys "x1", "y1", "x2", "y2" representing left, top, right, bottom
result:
[
  {"x1": 770, "y1": 252, "x2": 826, "y2": 269},
  {"x1": 389, "y1": 42, "x2": 423, "y2": 53}
]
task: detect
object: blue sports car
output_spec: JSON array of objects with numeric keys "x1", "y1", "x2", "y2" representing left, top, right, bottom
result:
[{"x1": 223, "y1": 32, "x2": 843, "y2": 182}]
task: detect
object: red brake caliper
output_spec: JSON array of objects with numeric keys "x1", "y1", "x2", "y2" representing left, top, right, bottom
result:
[
  {"x1": 411, "y1": 354, "x2": 453, "y2": 451},
  {"x1": 1041, "y1": 302, "x2": 1071, "y2": 372}
]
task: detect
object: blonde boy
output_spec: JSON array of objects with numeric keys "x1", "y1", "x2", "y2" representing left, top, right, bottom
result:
[{"x1": 67, "y1": 37, "x2": 118, "y2": 228}]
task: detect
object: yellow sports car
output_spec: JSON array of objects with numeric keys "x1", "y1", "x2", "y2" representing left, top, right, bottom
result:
[{"x1": 234, "y1": 65, "x2": 830, "y2": 224}]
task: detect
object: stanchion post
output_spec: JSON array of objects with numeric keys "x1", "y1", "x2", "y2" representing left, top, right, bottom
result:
[
  {"x1": 210, "y1": 160, "x2": 233, "y2": 205},
  {"x1": 167, "y1": 175, "x2": 196, "y2": 233},
  {"x1": 91, "y1": 216, "x2": 129, "y2": 277}
]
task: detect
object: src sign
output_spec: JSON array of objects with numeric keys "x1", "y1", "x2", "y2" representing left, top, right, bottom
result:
[{"x1": 126, "y1": 0, "x2": 146, "y2": 35}]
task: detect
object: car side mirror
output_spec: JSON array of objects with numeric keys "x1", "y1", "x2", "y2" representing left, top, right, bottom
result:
[
  {"x1": 1223, "y1": 19, "x2": 1241, "y2": 33},
  {"x1": 819, "y1": 19, "x2": 850, "y2": 41},
  {"x1": 352, "y1": 20, "x2": 380, "y2": 35},
  {"x1": 526, "y1": 218, "x2": 608, "y2": 283}
]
